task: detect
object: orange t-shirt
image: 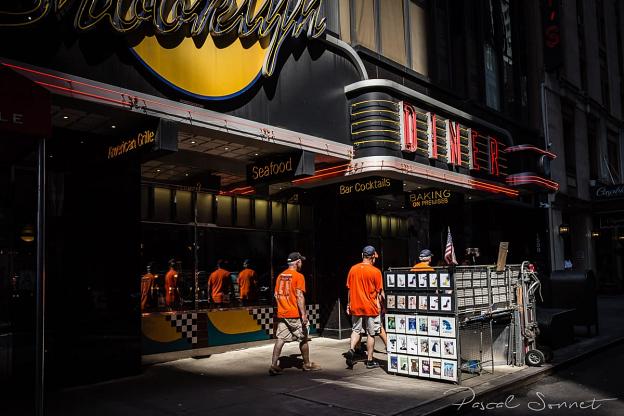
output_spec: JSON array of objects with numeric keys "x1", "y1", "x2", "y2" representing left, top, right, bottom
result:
[
  {"x1": 209, "y1": 268, "x2": 231, "y2": 303},
  {"x1": 347, "y1": 262, "x2": 383, "y2": 317},
  {"x1": 140, "y1": 273, "x2": 155, "y2": 310},
  {"x1": 237, "y1": 268, "x2": 257, "y2": 300},
  {"x1": 165, "y1": 269, "x2": 178, "y2": 307},
  {"x1": 274, "y1": 268, "x2": 305, "y2": 319},
  {"x1": 411, "y1": 262, "x2": 434, "y2": 272}
]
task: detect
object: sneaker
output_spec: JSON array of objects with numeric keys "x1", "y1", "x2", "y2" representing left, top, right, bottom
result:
[
  {"x1": 268, "y1": 365, "x2": 283, "y2": 376},
  {"x1": 302, "y1": 362, "x2": 321, "y2": 371},
  {"x1": 365, "y1": 360, "x2": 380, "y2": 369}
]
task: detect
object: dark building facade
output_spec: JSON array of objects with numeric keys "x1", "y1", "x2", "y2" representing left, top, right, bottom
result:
[{"x1": 0, "y1": 1, "x2": 558, "y2": 413}]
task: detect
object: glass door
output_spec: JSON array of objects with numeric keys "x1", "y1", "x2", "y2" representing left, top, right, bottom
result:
[{"x1": 0, "y1": 136, "x2": 39, "y2": 415}]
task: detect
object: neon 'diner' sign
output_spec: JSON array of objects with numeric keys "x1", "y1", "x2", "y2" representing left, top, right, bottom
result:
[{"x1": 0, "y1": 0, "x2": 327, "y2": 100}]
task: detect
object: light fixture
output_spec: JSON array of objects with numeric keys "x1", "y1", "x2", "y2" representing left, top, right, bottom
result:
[
  {"x1": 224, "y1": 147, "x2": 229, "y2": 150},
  {"x1": 254, "y1": 153, "x2": 259, "y2": 156},
  {"x1": 190, "y1": 140, "x2": 196, "y2": 144},
  {"x1": 185, "y1": 173, "x2": 189, "y2": 177},
  {"x1": 559, "y1": 224, "x2": 570, "y2": 236},
  {"x1": 20, "y1": 225, "x2": 35, "y2": 243},
  {"x1": 156, "y1": 169, "x2": 161, "y2": 172},
  {"x1": 111, "y1": 125, "x2": 116, "y2": 129},
  {"x1": 63, "y1": 115, "x2": 68, "y2": 119},
  {"x1": 591, "y1": 230, "x2": 600, "y2": 238}
]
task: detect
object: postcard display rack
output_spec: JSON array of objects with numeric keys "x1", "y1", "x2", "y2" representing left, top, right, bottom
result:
[
  {"x1": 383, "y1": 266, "x2": 522, "y2": 384},
  {"x1": 383, "y1": 270, "x2": 460, "y2": 383}
]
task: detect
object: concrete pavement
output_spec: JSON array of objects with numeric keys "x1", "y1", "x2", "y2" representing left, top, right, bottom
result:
[{"x1": 46, "y1": 295, "x2": 624, "y2": 416}]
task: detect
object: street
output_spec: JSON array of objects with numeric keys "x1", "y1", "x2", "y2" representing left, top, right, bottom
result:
[{"x1": 455, "y1": 342, "x2": 624, "y2": 416}]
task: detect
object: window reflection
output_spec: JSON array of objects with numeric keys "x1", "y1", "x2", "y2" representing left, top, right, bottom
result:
[{"x1": 140, "y1": 185, "x2": 308, "y2": 313}]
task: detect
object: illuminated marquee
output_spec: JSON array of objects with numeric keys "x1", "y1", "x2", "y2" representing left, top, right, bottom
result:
[
  {"x1": 400, "y1": 102, "x2": 508, "y2": 177},
  {"x1": 0, "y1": 0, "x2": 326, "y2": 99}
]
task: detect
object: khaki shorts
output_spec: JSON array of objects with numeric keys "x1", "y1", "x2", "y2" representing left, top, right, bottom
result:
[
  {"x1": 276, "y1": 318, "x2": 308, "y2": 342},
  {"x1": 352, "y1": 315, "x2": 381, "y2": 336}
]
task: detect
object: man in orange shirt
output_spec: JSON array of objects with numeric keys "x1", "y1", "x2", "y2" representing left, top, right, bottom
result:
[
  {"x1": 164, "y1": 259, "x2": 179, "y2": 309},
  {"x1": 411, "y1": 249, "x2": 435, "y2": 271},
  {"x1": 346, "y1": 245, "x2": 384, "y2": 369},
  {"x1": 269, "y1": 252, "x2": 320, "y2": 375},
  {"x1": 140, "y1": 263, "x2": 156, "y2": 311},
  {"x1": 237, "y1": 259, "x2": 257, "y2": 306},
  {"x1": 208, "y1": 260, "x2": 231, "y2": 306}
]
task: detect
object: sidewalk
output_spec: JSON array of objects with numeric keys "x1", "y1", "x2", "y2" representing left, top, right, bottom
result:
[{"x1": 47, "y1": 295, "x2": 624, "y2": 416}]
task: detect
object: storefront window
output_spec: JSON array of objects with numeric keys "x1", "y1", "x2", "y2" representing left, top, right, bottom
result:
[
  {"x1": 236, "y1": 197, "x2": 252, "y2": 228},
  {"x1": 216, "y1": 195, "x2": 233, "y2": 226},
  {"x1": 271, "y1": 201, "x2": 284, "y2": 229},
  {"x1": 286, "y1": 203, "x2": 300, "y2": 230},
  {"x1": 174, "y1": 190, "x2": 192, "y2": 223},
  {"x1": 197, "y1": 193, "x2": 213, "y2": 223},
  {"x1": 140, "y1": 184, "x2": 312, "y2": 313},
  {"x1": 153, "y1": 187, "x2": 172, "y2": 221},
  {"x1": 255, "y1": 199, "x2": 268, "y2": 228}
]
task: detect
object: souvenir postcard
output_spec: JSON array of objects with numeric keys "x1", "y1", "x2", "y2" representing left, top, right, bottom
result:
[
  {"x1": 406, "y1": 316, "x2": 418, "y2": 334},
  {"x1": 428, "y1": 316, "x2": 440, "y2": 336},
  {"x1": 440, "y1": 317, "x2": 456, "y2": 338},
  {"x1": 398, "y1": 355, "x2": 409, "y2": 374},
  {"x1": 428, "y1": 337, "x2": 441, "y2": 357},
  {"x1": 441, "y1": 360, "x2": 458, "y2": 382},
  {"x1": 407, "y1": 335, "x2": 419, "y2": 355},
  {"x1": 442, "y1": 339, "x2": 457, "y2": 359},
  {"x1": 417, "y1": 316, "x2": 428, "y2": 335}
]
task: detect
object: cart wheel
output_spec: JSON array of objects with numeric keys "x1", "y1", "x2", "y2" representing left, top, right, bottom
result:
[
  {"x1": 539, "y1": 346, "x2": 554, "y2": 362},
  {"x1": 525, "y1": 349, "x2": 546, "y2": 366}
]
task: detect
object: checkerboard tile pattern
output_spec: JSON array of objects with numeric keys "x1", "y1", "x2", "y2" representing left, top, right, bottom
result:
[
  {"x1": 166, "y1": 312, "x2": 198, "y2": 344},
  {"x1": 249, "y1": 307, "x2": 274, "y2": 333},
  {"x1": 306, "y1": 304, "x2": 320, "y2": 328},
  {"x1": 248, "y1": 304, "x2": 320, "y2": 336}
]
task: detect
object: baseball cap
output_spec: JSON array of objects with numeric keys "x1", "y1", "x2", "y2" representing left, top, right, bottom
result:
[
  {"x1": 419, "y1": 249, "x2": 433, "y2": 259},
  {"x1": 362, "y1": 245, "x2": 378, "y2": 258},
  {"x1": 287, "y1": 252, "x2": 306, "y2": 262}
]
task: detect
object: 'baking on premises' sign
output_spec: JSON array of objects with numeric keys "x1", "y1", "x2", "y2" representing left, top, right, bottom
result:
[{"x1": 406, "y1": 189, "x2": 459, "y2": 208}]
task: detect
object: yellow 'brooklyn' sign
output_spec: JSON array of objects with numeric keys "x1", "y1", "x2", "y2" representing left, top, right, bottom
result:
[{"x1": 0, "y1": 0, "x2": 326, "y2": 99}]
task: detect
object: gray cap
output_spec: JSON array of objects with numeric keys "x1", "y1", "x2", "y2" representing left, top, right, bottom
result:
[
  {"x1": 362, "y1": 245, "x2": 378, "y2": 257},
  {"x1": 419, "y1": 249, "x2": 433, "y2": 259}
]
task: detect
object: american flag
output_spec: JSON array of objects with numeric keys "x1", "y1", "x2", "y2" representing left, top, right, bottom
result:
[{"x1": 445, "y1": 227, "x2": 458, "y2": 265}]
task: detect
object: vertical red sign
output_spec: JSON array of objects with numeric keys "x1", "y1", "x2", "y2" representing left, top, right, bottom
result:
[
  {"x1": 471, "y1": 130, "x2": 480, "y2": 170},
  {"x1": 448, "y1": 121, "x2": 461, "y2": 165},
  {"x1": 489, "y1": 136, "x2": 500, "y2": 176},
  {"x1": 402, "y1": 103, "x2": 418, "y2": 152}
]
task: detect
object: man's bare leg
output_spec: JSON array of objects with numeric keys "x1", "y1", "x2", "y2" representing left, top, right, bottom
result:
[
  {"x1": 271, "y1": 339, "x2": 285, "y2": 367},
  {"x1": 350, "y1": 330, "x2": 361, "y2": 351},
  {"x1": 299, "y1": 340, "x2": 310, "y2": 365},
  {"x1": 366, "y1": 333, "x2": 375, "y2": 361}
]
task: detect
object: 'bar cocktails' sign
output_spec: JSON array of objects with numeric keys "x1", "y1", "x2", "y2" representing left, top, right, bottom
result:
[{"x1": 337, "y1": 177, "x2": 402, "y2": 197}]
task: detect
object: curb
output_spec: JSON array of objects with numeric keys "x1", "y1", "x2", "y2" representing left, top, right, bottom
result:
[{"x1": 407, "y1": 335, "x2": 624, "y2": 416}]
